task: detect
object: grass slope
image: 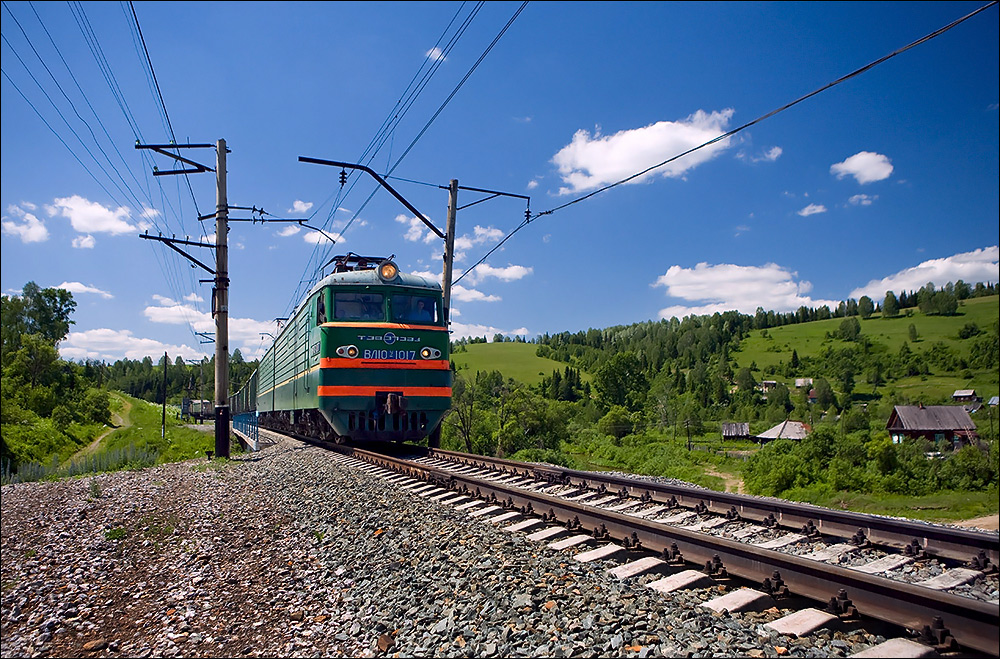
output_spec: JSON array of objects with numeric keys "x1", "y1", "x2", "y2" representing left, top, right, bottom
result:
[
  {"x1": 732, "y1": 296, "x2": 999, "y2": 400},
  {"x1": 451, "y1": 342, "x2": 587, "y2": 385}
]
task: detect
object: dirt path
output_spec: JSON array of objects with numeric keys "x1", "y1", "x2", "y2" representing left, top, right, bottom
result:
[
  {"x1": 704, "y1": 466, "x2": 744, "y2": 494},
  {"x1": 951, "y1": 514, "x2": 1000, "y2": 531},
  {"x1": 67, "y1": 393, "x2": 132, "y2": 464}
]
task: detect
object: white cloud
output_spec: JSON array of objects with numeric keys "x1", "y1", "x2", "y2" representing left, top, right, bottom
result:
[
  {"x1": 47, "y1": 195, "x2": 137, "y2": 234},
  {"x1": 426, "y1": 47, "x2": 446, "y2": 62},
  {"x1": 184, "y1": 292, "x2": 204, "y2": 303},
  {"x1": 143, "y1": 298, "x2": 276, "y2": 357},
  {"x1": 60, "y1": 328, "x2": 206, "y2": 362},
  {"x1": 278, "y1": 225, "x2": 301, "y2": 237},
  {"x1": 758, "y1": 146, "x2": 782, "y2": 162},
  {"x1": 56, "y1": 281, "x2": 113, "y2": 299},
  {"x1": 848, "y1": 194, "x2": 877, "y2": 206},
  {"x1": 797, "y1": 204, "x2": 827, "y2": 217},
  {"x1": 140, "y1": 207, "x2": 161, "y2": 220},
  {"x1": 303, "y1": 230, "x2": 343, "y2": 244},
  {"x1": 448, "y1": 321, "x2": 527, "y2": 342},
  {"x1": 450, "y1": 285, "x2": 501, "y2": 303},
  {"x1": 831, "y1": 151, "x2": 893, "y2": 184},
  {"x1": 526, "y1": 180, "x2": 539, "y2": 190},
  {"x1": 289, "y1": 200, "x2": 313, "y2": 214},
  {"x1": 2, "y1": 205, "x2": 50, "y2": 243},
  {"x1": 461, "y1": 263, "x2": 532, "y2": 286},
  {"x1": 654, "y1": 262, "x2": 839, "y2": 320},
  {"x1": 72, "y1": 234, "x2": 96, "y2": 249},
  {"x1": 849, "y1": 246, "x2": 999, "y2": 301},
  {"x1": 739, "y1": 146, "x2": 783, "y2": 163},
  {"x1": 551, "y1": 109, "x2": 735, "y2": 194}
]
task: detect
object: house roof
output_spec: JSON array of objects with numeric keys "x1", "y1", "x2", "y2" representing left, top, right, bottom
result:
[
  {"x1": 756, "y1": 420, "x2": 811, "y2": 440},
  {"x1": 953, "y1": 389, "x2": 977, "y2": 397},
  {"x1": 721, "y1": 422, "x2": 750, "y2": 436},
  {"x1": 989, "y1": 396, "x2": 999, "y2": 406},
  {"x1": 886, "y1": 405, "x2": 976, "y2": 432}
]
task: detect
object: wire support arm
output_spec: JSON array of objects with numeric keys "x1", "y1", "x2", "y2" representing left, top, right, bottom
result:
[
  {"x1": 140, "y1": 232, "x2": 216, "y2": 275},
  {"x1": 298, "y1": 156, "x2": 445, "y2": 239}
]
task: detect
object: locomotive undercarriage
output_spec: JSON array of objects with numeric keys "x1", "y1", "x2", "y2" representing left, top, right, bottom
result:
[{"x1": 258, "y1": 407, "x2": 441, "y2": 446}]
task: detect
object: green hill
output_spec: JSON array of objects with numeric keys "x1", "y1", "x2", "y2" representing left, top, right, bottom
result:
[
  {"x1": 451, "y1": 342, "x2": 586, "y2": 386},
  {"x1": 732, "y1": 295, "x2": 999, "y2": 402}
]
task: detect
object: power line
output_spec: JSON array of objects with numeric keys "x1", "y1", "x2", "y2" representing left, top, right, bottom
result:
[
  {"x1": 455, "y1": 0, "x2": 999, "y2": 286},
  {"x1": 289, "y1": 1, "x2": 529, "y2": 313}
]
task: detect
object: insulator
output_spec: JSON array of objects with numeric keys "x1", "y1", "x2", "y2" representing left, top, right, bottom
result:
[{"x1": 339, "y1": 170, "x2": 347, "y2": 186}]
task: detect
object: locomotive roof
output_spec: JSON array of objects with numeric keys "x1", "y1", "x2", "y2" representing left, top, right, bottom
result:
[{"x1": 301, "y1": 269, "x2": 442, "y2": 305}]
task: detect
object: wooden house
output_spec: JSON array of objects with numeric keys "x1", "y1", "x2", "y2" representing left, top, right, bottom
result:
[
  {"x1": 755, "y1": 420, "x2": 811, "y2": 443},
  {"x1": 952, "y1": 390, "x2": 980, "y2": 403},
  {"x1": 885, "y1": 404, "x2": 978, "y2": 447}
]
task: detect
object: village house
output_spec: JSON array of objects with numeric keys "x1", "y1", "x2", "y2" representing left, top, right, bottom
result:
[
  {"x1": 885, "y1": 404, "x2": 978, "y2": 448},
  {"x1": 952, "y1": 389, "x2": 980, "y2": 403},
  {"x1": 795, "y1": 378, "x2": 813, "y2": 389},
  {"x1": 755, "y1": 420, "x2": 811, "y2": 443},
  {"x1": 721, "y1": 422, "x2": 750, "y2": 441}
]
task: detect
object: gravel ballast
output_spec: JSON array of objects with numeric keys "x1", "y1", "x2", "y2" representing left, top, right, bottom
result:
[{"x1": 2, "y1": 436, "x2": 911, "y2": 657}]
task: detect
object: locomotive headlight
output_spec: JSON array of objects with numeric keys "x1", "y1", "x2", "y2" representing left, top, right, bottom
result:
[
  {"x1": 378, "y1": 261, "x2": 399, "y2": 281},
  {"x1": 336, "y1": 345, "x2": 359, "y2": 358},
  {"x1": 420, "y1": 347, "x2": 441, "y2": 359}
]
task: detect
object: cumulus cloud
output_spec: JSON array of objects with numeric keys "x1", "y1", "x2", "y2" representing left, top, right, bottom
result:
[
  {"x1": 460, "y1": 263, "x2": 532, "y2": 286},
  {"x1": 830, "y1": 151, "x2": 893, "y2": 184},
  {"x1": 47, "y1": 195, "x2": 138, "y2": 234},
  {"x1": 848, "y1": 194, "x2": 877, "y2": 206},
  {"x1": 797, "y1": 204, "x2": 827, "y2": 217},
  {"x1": 849, "y1": 246, "x2": 999, "y2": 302},
  {"x1": 278, "y1": 225, "x2": 301, "y2": 237},
  {"x1": 289, "y1": 200, "x2": 313, "y2": 214},
  {"x1": 526, "y1": 180, "x2": 539, "y2": 190},
  {"x1": 56, "y1": 281, "x2": 113, "y2": 299},
  {"x1": 184, "y1": 292, "x2": 204, "y2": 303},
  {"x1": 395, "y1": 214, "x2": 441, "y2": 245},
  {"x1": 303, "y1": 229, "x2": 343, "y2": 244},
  {"x1": 2, "y1": 206, "x2": 50, "y2": 243},
  {"x1": 739, "y1": 146, "x2": 783, "y2": 163},
  {"x1": 72, "y1": 234, "x2": 96, "y2": 249},
  {"x1": 60, "y1": 328, "x2": 206, "y2": 362},
  {"x1": 551, "y1": 109, "x2": 735, "y2": 194},
  {"x1": 426, "y1": 47, "x2": 446, "y2": 62},
  {"x1": 653, "y1": 262, "x2": 839, "y2": 320},
  {"x1": 448, "y1": 320, "x2": 528, "y2": 342},
  {"x1": 143, "y1": 296, "x2": 276, "y2": 357},
  {"x1": 450, "y1": 285, "x2": 501, "y2": 303}
]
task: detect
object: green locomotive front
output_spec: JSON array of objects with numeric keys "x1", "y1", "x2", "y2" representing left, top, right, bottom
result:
[{"x1": 255, "y1": 256, "x2": 451, "y2": 445}]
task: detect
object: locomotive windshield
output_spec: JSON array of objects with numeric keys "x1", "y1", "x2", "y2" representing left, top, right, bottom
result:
[
  {"x1": 392, "y1": 294, "x2": 439, "y2": 324},
  {"x1": 333, "y1": 292, "x2": 384, "y2": 321}
]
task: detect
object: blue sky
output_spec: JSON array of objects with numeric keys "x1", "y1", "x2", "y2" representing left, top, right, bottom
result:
[{"x1": 2, "y1": 1, "x2": 998, "y2": 363}]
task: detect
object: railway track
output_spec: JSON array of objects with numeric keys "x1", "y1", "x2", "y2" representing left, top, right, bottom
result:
[{"x1": 274, "y1": 430, "x2": 999, "y2": 656}]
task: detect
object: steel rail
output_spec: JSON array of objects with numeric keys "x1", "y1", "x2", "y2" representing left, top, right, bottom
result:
[
  {"x1": 426, "y1": 447, "x2": 999, "y2": 566},
  {"x1": 334, "y1": 443, "x2": 1000, "y2": 656}
]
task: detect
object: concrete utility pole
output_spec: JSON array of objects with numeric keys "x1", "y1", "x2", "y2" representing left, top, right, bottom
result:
[
  {"x1": 442, "y1": 179, "x2": 458, "y2": 324},
  {"x1": 214, "y1": 138, "x2": 230, "y2": 459},
  {"x1": 136, "y1": 140, "x2": 231, "y2": 457},
  {"x1": 162, "y1": 351, "x2": 168, "y2": 440}
]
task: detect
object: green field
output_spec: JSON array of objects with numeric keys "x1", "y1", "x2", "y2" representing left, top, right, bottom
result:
[{"x1": 451, "y1": 342, "x2": 588, "y2": 385}]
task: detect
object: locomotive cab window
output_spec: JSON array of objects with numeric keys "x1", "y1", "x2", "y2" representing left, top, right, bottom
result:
[
  {"x1": 333, "y1": 292, "x2": 384, "y2": 321},
  {"x1": 391, "y1": 294, "x2": 439, "y2": 324}
]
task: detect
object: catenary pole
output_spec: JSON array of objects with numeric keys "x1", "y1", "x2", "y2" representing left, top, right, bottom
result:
[
  {"x1": 442, "y1": 179, "x2": 458, "y2": 325},
  {"x1": 214, "y1": 139, "x2": 230, "y2": 458}
]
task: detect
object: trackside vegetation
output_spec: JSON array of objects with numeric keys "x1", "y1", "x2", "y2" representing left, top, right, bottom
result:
[{"x1": 441, "y1": 283, "x2": 998, "y2": 520}]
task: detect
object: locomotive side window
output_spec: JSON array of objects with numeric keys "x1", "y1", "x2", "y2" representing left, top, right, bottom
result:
[
  {"x1": 334, "y1": 292, "x2": 384, "y2": 321},
  {"x1": 316, "y1": 292, "x2": 327, "y2": 325},
  {"x1": 391, "y1": 294, "x2": 438, "y2": 324}
]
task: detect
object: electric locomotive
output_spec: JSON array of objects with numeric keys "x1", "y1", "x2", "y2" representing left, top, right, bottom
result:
[{"x1": 234, "y1": 254, "x2": 451, "y2": 446}]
